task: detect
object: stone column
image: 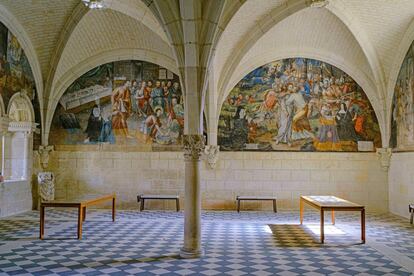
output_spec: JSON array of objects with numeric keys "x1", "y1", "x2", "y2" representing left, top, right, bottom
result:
[
  {"x1": 180, "y1": 134, "x2": 205, "y2": 258},
  {"x1": 1, "y1": 133, "x2": 6, "y2": 177},
  {"x1": 22, "y1": 132, "x2": 32, "y2": 179}
]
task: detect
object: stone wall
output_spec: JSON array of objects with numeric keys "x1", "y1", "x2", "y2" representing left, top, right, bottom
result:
[
  {"x1": 33, "y1": 149, "x2": 388, "y2": 212},
  {"x1": 389, "y1": 152, "x2": 414, "y2": 218},
  {"x1": 0, "y1": 180, "x2": 32, "y2": 217}
]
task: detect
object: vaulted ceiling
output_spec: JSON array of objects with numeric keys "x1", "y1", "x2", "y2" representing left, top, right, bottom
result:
[{"x1": 0, "y1": 0, "x2": 413, "y2": 146}]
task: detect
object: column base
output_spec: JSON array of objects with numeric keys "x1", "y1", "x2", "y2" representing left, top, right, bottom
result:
[{"x1": 179, "y1": 247, "x2": 204, "y2": 259}]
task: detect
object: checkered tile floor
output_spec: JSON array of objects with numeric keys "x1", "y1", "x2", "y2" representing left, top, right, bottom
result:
[{"x1": 1, "y1": 209, "x2": 413, "y2": 275}]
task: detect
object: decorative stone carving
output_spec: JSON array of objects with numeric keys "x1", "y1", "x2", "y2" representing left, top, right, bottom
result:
[
  {"x1": 308, "y1": 0, "x2": 329, "y2": 8},
  {"x1": 183, "y1": 134, "x2": 205, "y2": 161},
  {"x1": 204, "y1": 145, "x2": 220, "y2": 169},
  {"x1": 38, "y1": 145, "x2": 54, "y2": 169},
  {"x1": 8, "y1": 121, "x2": 37, "y2": 133},
  {"x1": 37, "y1": 172, "x2": 55, "y2": 201},
  {"x1": 0, "y1": 116, "x2": 10, "y2": 133},
  {"x1": 376, "y1": 148, "x2": 392, "y2": 171}
]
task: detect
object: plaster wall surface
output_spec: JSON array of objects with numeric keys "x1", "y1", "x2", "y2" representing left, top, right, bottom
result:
[
  {"x1": 33, "y1": 150, "x2": 388, "y2": 212},
  {"x1": 389, "y1": 152, "x2": 414, "y2": 218}
]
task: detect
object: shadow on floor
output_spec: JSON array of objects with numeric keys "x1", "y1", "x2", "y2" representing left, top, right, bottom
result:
[{"x1": 266, "y1": 224, "x2": 364, "y2": 247}]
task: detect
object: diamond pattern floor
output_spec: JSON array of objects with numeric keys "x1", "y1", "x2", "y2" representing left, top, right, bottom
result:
[{"x1": 0, "y1": 209, "x2": 413, "y2": 275}]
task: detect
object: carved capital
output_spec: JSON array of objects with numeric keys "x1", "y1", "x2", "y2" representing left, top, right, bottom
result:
[
  {"x1": 204, "y1": 145, "x2": 220, "y2": 169},
  {"x1": 376, "y1": 147, "x2": 392, "y2": 171},
  {"x1": 38, "y1": 145, "x2": 54, "y2": 170},
  {"x1": 183, "y1": 135, "x2": 205, "y2": 161},
  {"x1": 308, "y1": 0, "x2": 329, "y2": 8}
]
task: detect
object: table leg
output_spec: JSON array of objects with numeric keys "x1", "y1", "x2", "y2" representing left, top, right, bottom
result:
[
  {"x1": 82, "y1": 206, "x2": 86, "y2": 222},
  {"x1": 361, "y1": 208, "x2": 366, "y2": 244},
  {"x1": 140, "y1": 198, "x2": 145, "y2": 211},
  {"x1": 112, "y1": 197, "x2": 116, "y2": 222},
  {"x1": 273, "y1": 199, "x2": 277, "y2": 213},
  {"x1": 237, "y1": 199, "x2": 240, "y2": 213},
  {"x1": 78, "y1": 206, "x2": 83, "y2": 240},
  {"x1": 40, "y1": 205, "x2": 45, "y2": 239},
  {"x1": 331, "y1": 210, "x2": 335, "y2": 225},
  {"x1": 410, "y1": 211, "x2": 413, "y2": 224},
  {"x1": 176, "y1": 198, "x2": 180, "y2": 212},
  {"x1": 300, "y1": 199, "x2": 304, "y2": 224},
  {"x1": 320, "y1": 209, "x2": 324, "y2": 244}
]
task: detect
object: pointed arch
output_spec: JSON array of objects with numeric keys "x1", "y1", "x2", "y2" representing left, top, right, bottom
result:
[{"x1": 0, "y1": 3, "x2": 43, "y2": 127}]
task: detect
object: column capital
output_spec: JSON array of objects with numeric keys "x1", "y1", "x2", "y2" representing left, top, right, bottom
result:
[
  {"x1": 204, "y1": 145, "x2": 220, "y2": 169},
  {"x1": 38, "y1": 145, "x2": 54, "y2": 170},
  {"x1": 183, "y1": 134, "x2": 205, "y2": 161},
  {"x1": 376, "y1": 147, "x2": 392, "y2": 171}
]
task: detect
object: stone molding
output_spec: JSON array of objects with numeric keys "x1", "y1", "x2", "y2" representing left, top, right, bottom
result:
[
  {"x1": 204, "y1": 145, "x2": 220, "y2": 169},
  {"x1": 8, "y1": 121, "x2": 37, "y2": 133},
  {"x1": 376, "y1": 147, "x2": 392, "y2": 171},
  {"x1": 183, "y1": 135, "x2": 205, "y2": 161}
]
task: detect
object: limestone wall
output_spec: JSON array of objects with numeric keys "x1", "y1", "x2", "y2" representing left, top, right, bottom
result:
[
  {"x1": 32, "y1": 150, "x2": 388, "y2": 212},
  {"x1": 389, "y1": 152, "x2": 414, "y2": 218},
  {"x1": 0, "y1": 180, "x2": 32, "y2": 217}
]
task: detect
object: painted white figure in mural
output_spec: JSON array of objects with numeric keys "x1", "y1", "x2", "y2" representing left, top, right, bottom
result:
[{"x1": 219, "y1": 58, "x2": 381, "y2": 151}]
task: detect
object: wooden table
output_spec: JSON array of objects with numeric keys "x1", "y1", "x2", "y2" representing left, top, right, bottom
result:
[
  {"x1": 40, "y1": 194, "x2": 116, "y2": 240},
  {"x1": 300, "y1": 195, "x2": 365, "y2": 244}
]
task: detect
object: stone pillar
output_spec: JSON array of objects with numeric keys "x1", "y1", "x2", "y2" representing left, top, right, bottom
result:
[
  {"x1": 1, "y1": 133, "x2": 6, "y2": 177},
  {"x1": 22, "y1": 132, "x2": 32, "y2": 179},
  {"x1": 180, "y1": 134, "x2": 205, "y2": 259}
]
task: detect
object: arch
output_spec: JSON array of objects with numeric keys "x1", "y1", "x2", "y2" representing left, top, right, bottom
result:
[
  {"x1": 385, "y1": 18, "x2": 414, "y2": 146},
  {"x1": 7, "y1": 92, "x2": 35, "y2": 123},
  {"x1": 0, "y1": 3, "x2": 44, "y2": 124},
  {"x1": 215, "y1": 0, "x2": 310, "y2": 103},
  {"x1": 0, "y1": 94, "x2": 5, "y2": 117},
  {"x1": 107, "y1": 0, "x2": 168, "y2": 43},
  {"x1": 216, "y1": 52, "x2": 386, "y2": 147},
  {"x1": 326, "y1": 2, "x2": 386, "y2": 99},
  {"x1": 43, "y1": 48, "x2": 180, "y2": 144}
]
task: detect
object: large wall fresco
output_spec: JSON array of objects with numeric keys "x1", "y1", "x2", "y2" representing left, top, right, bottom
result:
[
  {"x1": 0, "y1": 22, "x2": 38, "y2": 111},
  {"x1": 50, "y1": 60, "x2": 184, "y2": 149},
  {"x1": 390, "y1": 41, "x2": 414, "y2": 151},
  {"x1": 0, "y1": 22, "x2": 41, "y2": 145},
  {"x1": 218, "y1": 58, "x2": 381, "y2": 151}
]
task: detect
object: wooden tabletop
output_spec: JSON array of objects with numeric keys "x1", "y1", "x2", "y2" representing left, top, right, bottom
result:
[
  {"x1": 301, "y1": 196, "x2": 364, "y2": 209},
  {"x1": 41, "y1": 194, "x2": 115, "y2": 206}
]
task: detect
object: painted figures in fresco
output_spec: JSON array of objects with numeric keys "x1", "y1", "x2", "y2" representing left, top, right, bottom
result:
[
  {"x1": 0, "y1": 22, "x2": 36, "y2": 110},
  {"x1": 218, "y1": 58, "x2": 381, "y2": 151},
  {"x1": 50, "y1": 60, "x2": 183, "y2": 147},
  {"x1": 391, "y1": 41, "x2": 414, "y2": 150}
]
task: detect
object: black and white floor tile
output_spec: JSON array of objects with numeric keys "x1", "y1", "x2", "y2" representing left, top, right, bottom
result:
[{"x1": 1, "y1": 209, "x2": 413, "y2": 275}]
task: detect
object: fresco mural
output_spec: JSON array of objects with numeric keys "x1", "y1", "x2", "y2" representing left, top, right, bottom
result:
[
  {"x1": 0, "y1": 22, "x2": 37, "y2": 110},
  {"x1": 50, "y1": 60, "x2": 184, "y2": 148},
  {"x1": 0, "y1": 22, "x2": 41, "y2": 146},
  {"x1": 218, "y1": 58, "x2": 381, "y2": 152},
  {"x1": 390, "y1": 41, "x2": 414, "y2": 150}
]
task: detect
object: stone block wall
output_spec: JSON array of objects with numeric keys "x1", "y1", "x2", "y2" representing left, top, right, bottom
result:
[
  {"x1": 0, "y1": 180, "x2": 32, "y2": 217},
  {"x1": 33, "y1": 150, "x2": 388, "y2": 212},
  {"x1": 389, "y1": 152, "x2": 414, "y2": 218}
]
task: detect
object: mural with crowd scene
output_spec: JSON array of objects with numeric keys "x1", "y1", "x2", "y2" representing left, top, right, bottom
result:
[
  {"x1": 218, "y1": 58, "x2": 381, "y2": 152},
  {"x1": 50, "y1": 60, "x2": 184, "y2": 149},
  {"x1": 0, "y1": 22, "x2": 41, "y2": 146},
  {"x1": 390, "y1": 41, "x2": 414, "y2": 151}
]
